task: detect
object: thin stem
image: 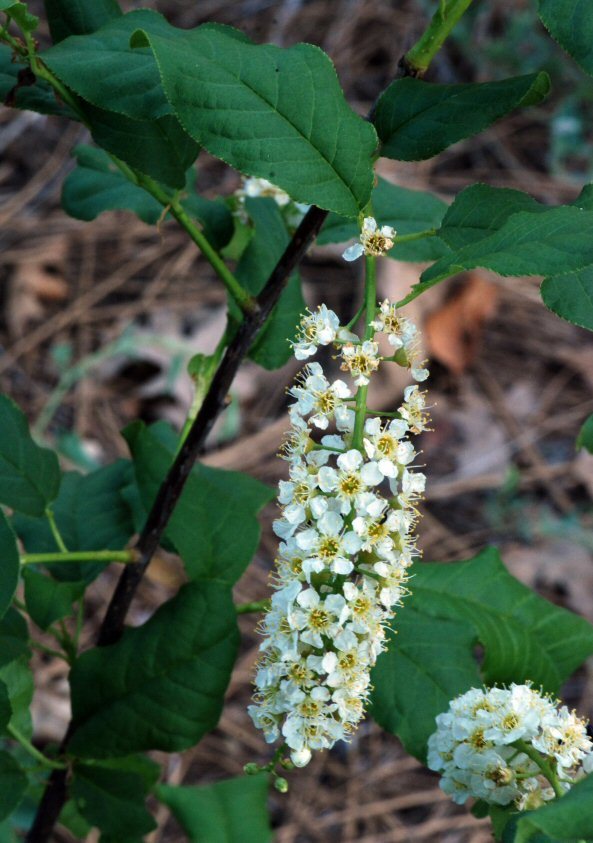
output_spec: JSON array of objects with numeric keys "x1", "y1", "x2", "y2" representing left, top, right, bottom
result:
[
  {"x1": 512, "y1": 739, "x2": 566, "y2": 800},
  {"x1": 404, "y1": 0, "x2": 475, "y2": 76},
  {"x1": 0, "y1": 24, "x2": 25, "y2": 54},
  {"x1": 29, "y1": 640, "x2": 69, "y2": 662},
  {"x1": 21, "y1": 550, "x2": 137, "y2": 566},
  {"x1": 44, "y1": 509, "x2": 68, "y2": 553},
  {"x1": 352, "y1": 255, "x2": 377, "y2": 450},
  {"x1": 7, "y1": 725, "x2": 67, "y2": 771},
  {"x1": 235, "y1": 599, "x2": 271, "y2": 615},
  {"x1": 396, "y1": 228, "x2": 437, "y2": 243},
  {"x1": 125, "y1": 169, "x2": 257, "y2": 316}
]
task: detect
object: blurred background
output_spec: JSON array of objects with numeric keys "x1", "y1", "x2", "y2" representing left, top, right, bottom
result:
[{"x1": 2, "y1": 0, "x2": 593, "y2": 840}]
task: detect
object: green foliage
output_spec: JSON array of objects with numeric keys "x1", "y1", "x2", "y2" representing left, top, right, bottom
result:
[
  {"x1": 576, "y1": 414, "x2": 593, "y2": 453},
  {"x1": 68, "y1": 581, "x2": 239, "y2": 757},
  {"x1": 0, "y1": 680, "x2": 11, "y2": 731},
  {"x1": 371, "y1": 548, "x2": 593, "y2": 758},
  {"x1": 0, "y1": 395, "x2": 61, "y2": 516},
  {"x1": 0, "y1": 610, "x2": 29, "y2": 669},
  {"x1": 124, "y1": 422, "x2": 273, "y2": 584},
  {"x1": 0, "y1": 514, "x2": 19, "y2": 622},
  {"x1": 44, "y1": 0, "x2": 122, "y2": 44},
  {"x1": 505, "y1": 774, "x2": 593, "y2": 842},
  {"x1": 82, "y1": 103, "x2": 198, "y2": 189},
  {"x1": 156, "y1": 774, "x2": 272, "y2": 843},
  {"x1": 540, "y1": 267, "x2": 593, "y2": 331},
  {"x1": 370, "y1": 608, "x2": 481, "y2": 760},
  {"x1": 401, "y1": 197, "x2": 593, "y2": 305},
  {"x1": 41, "y1": 10, "x2": 171, "y2": 120},
  {"x1": 0, "y1": 659, "x2": 33, "y2": 739},
  {"x1": 0, "y1": 752, "x2": 28, "y2": 823},
  {"x1": 131, "y1": 19, "x2": 377, "y2": 216},
  {"x1": 13, "y1": 460, "x2": 135, "y2": 584},
  {"x1": 318, "y1": 177, "x2": 449, "y2": 262},
  {"x1": 0, "y1": 2, "x2": 38, "y2": 32},
  {"x1": 62, "y1": 144, "x2": 163, "y2": 223},
  {"x1": 234, "y1": 197, "x2": 305, "y2": 369},
  {"x1": 70, "y1": 760, "x2": 157, "y2": 840},
  {"x1": 539, "y1": 0, "x2": 593, "y2": 77},
  {"x1": 22, "y1": 569, "x2": 84, "y2": 631},
  {"x1": 374, "y1": 73, "x2": 550, "y2": 161},
  {"x1": 0, "y1": 46, "x2": 73, "y2": 118}
]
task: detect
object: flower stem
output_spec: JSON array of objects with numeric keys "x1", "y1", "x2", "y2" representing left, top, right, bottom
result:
[
  {"x1": 44, "y1": 509, "x2": 68, "y2": 553},
  {"x1": 404, "y1": 0, "x2": 475, "y2": 76},
  {"x1": 512, "y1": 739, "x2": 566, "y2": 800},
  {"x1": 7, "y1": 725, "x2": 66, "y2": 771},
  {"x1": 21, "y1": 550, "x2": 138, "y2": 566},
  {"x1": 236, "y1": 599, "x2": 271, "y2": 615},
  {"x1": 395, "y1": 228, "x2": 437, "y2": 244},
  {"x1": 352, "y1": 255, "x2": 377, "y2": 450}
]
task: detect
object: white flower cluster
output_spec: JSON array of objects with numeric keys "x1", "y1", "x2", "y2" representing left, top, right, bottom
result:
[
  {"x1": 249, "y1": 302, "x2": 430, "y2": 767},
  {"x1": 235, "y1": 176, "x2": 309, "y2": 229},
  {"x1": 428, "y1": 683, "x2": 593, "y2": 810}
]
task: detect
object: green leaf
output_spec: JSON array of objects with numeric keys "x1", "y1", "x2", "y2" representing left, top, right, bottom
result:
[
  {"x1": 0, "y1": 752, "x2": 27, "y2": 823},
  {"x1": 318, "y1": 177, "x2": 449, "y2": 262},
  {"x1": 0, "y1": 680, "x2": 11, "y2": 733},
  {"x1": 124, "y1": 422, "x2": 273, "y2": 585},
  {"x1": 541, "y1": 266, "x2": 593, "y2": 332},
  {"x1": 234, "y1": 197, "x2": 305, "y2": 369},
  {"x1": 410, "y1": 548, "x2": 593, "y2": 691},
  {"x1": 577, "y1": 414, "x2": 593, "y2": 453},
  {"x1": 23, "y1": 569, "x2": 84, "y2": 631},
  {"x1": 539, "y1": 0, "x2": 593, "y2": 77},
  {"x1": 62, "y1": 145, "x2": 164, "y2": 224},
  {"x1": 13, "y1": 460, "x2": 135, "y2": 584},
  {"x1": 0, "y1": 659, "x2": 33, "y2": 739},
  {"x1": 71, "y1": 761, "x2": 156, "y2": 840},
  {"x1": 0, "y1": 394, "x2": 61, "y2": 515},
  {"x1": 58, "y1": 800, "x2": 92, "y2": 839},
  {"x1": 511, "y1": 773, "x2": 593, "y2": 842},
  {"x1": 370, "y1": 608, "x2": 481, "y2": 760},
  {"x1": 0, "y1": 609, "x2": 29, "y2": 669},
  {"x1": 1, "y1": 2, "x2": 38, "y2": 32},
  {"x1": 83, "y1": 104, "x2": 199, "y2": 189},
  {"x1": 132, "y1": 21, "x2": 377, "y2": 216},
  {"x1": 44, "y1": 0, "x2": 122, "y2": 44},
  {"x1": 403, "y1": 205, "x2": 593, "y2": 305},
  {"x1": 156, "y1": 774, "x2": 272, "y2": 843},
  {"x1": 41, "y1": 10, "x2": 172, "y2": 121},
  {"x1": 0, "y1": 46, "x2": 73, "y2": 118},
  {"x1": 436, "y1": 184, "x2": 547, "y2": 251},
  {"x1": 68, "y1": 581, "x2": 239, "y2": 757},
  {"x1": 184, "y1": 190, "x2": 234, "y2": 253},
  {"x1": 375, "y1": 73, "x2": 550, "y2": 161},
  {"x1": 0, "y1": 513, "x2": 19, "y2": 622}
]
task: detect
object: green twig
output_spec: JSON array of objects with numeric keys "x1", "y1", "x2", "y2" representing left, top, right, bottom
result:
[
  {"x1": 7, "y1": 725, "x2": 67, "y2": 771},
  {"x1": 21, "y1": 549, "x2": 138, "y2": 566},
  {"x1": 512, "y1": 738, "x2": 566, "y2": 800},
  {"x1": 235, "y1": 599, "x2": 271, "y2": 615},
  {"x1": 404, "y1": 0, "x2": 475, "y2": 76},
  {"x1": 352, "y1": 255, "x2": 377, "y2": 450},
  {"x1": 395, "y1": 228, "x2": 437, "y2": 244},
  {"x1": 44, "y1": 509, "x2": 68, "y2": 553},
  {"x1": 114, "y1": 163, "x2": 257, "y2": 316}
]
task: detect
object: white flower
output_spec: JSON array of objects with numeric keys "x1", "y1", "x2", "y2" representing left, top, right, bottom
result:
[
  {"x1": 296, "y1": 510, "x2": 361, "y2": 578},
  {"x1": 318, "y1": 449, "x2": 382, "y2": 515},
  {"x1": 290, "y1": 362, "x2": 352, "y2": 429},
  {"x1": 292, "y1": 305, "x2": 340, "y2": 360},
  {"x1": 340, "y1": 340, "x2": 381, "y2": 386},
  {"x1": 342, "y1": 217, "x2": 396, "y2": 261},
  {"x1": 237, "y1": 176, "x2": 292, "y2": 206},
  {"x1": 399, "y1": 385, "x2": 430, "y2": 434}
]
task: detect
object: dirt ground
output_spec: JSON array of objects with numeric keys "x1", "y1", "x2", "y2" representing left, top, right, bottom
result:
[{"x1": 2, "y1": 1, "x2": 593, "y2": 841}]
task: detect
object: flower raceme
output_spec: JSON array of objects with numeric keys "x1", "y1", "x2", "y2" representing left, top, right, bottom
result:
[
  {"x1": 248, "y1": 300, "x2": 430, "y2": 767},
  {"x1": 428, "y1": 684, "x2": 593, "y2": 810}
]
